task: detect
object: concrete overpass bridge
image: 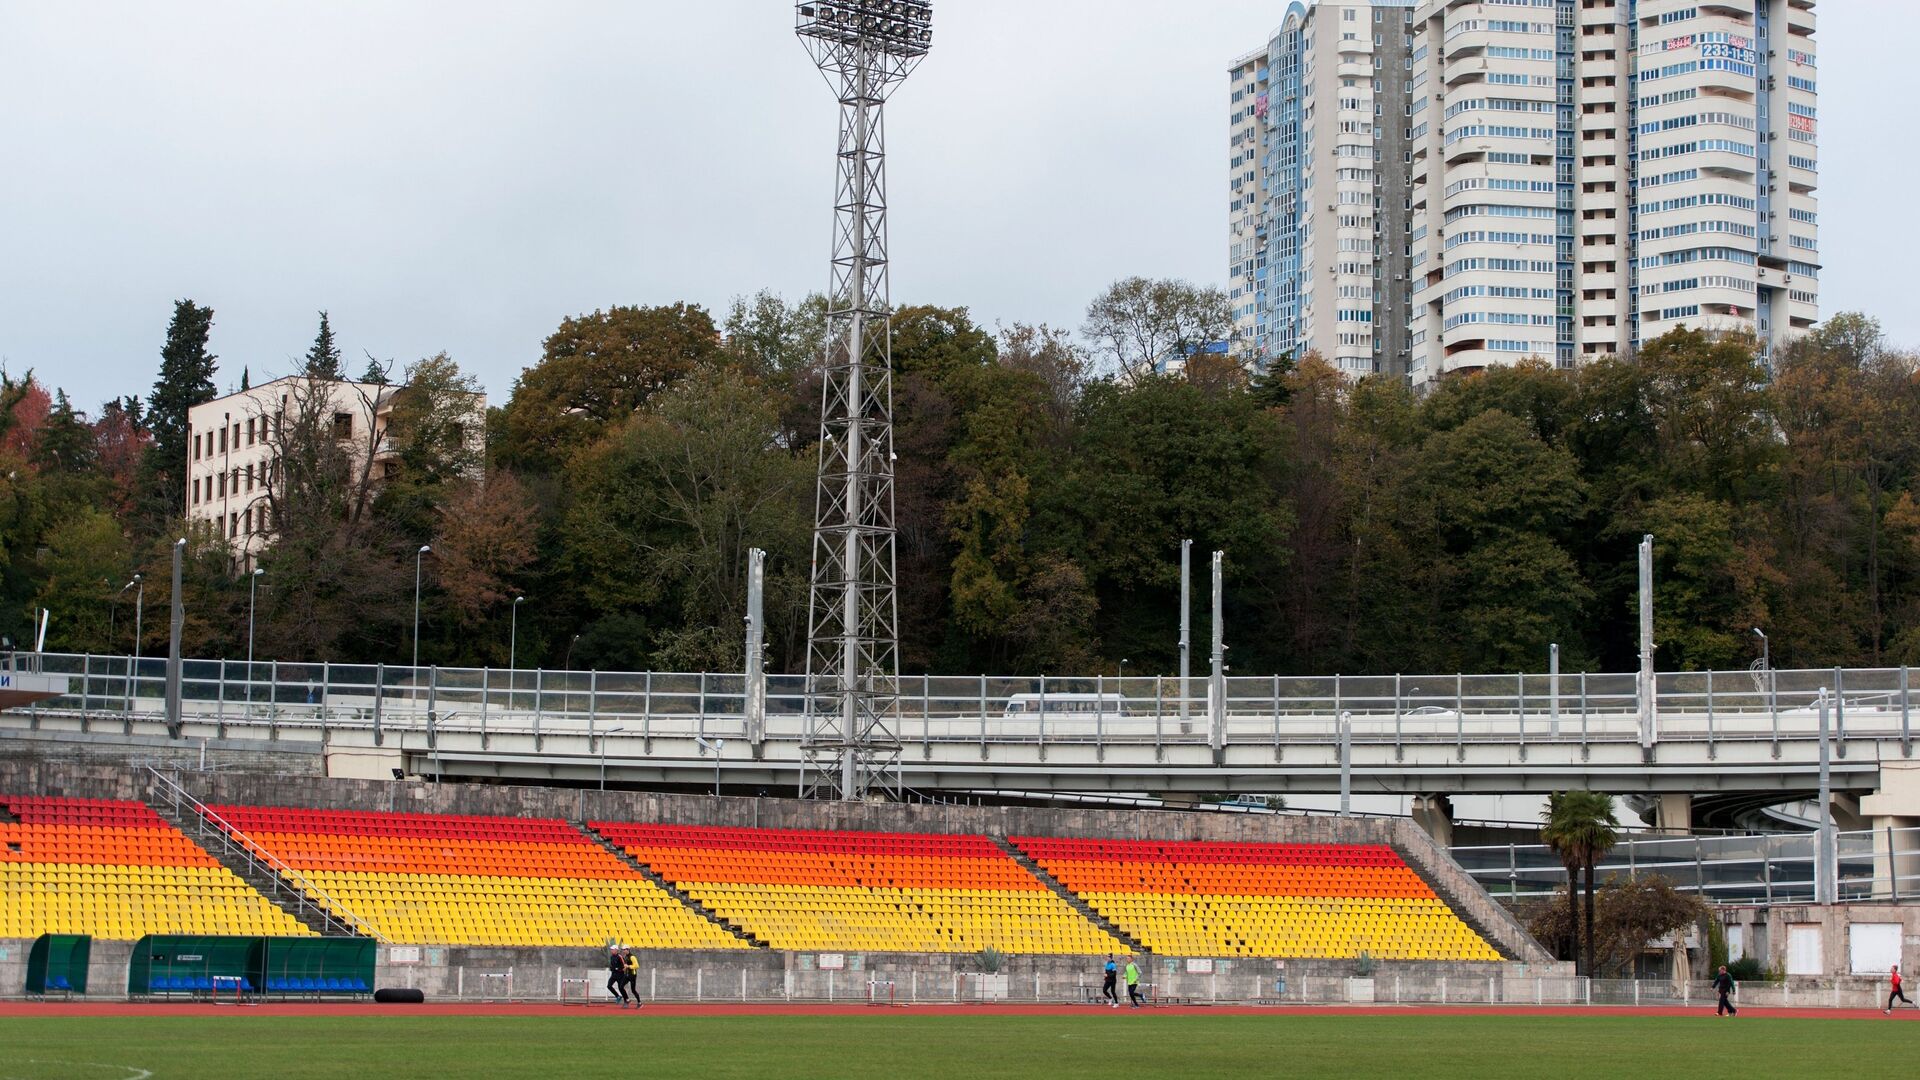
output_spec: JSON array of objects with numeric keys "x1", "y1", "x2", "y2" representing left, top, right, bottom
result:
[{"x1": 7, "y1": 654, "x2": 1920, "y2": 834}]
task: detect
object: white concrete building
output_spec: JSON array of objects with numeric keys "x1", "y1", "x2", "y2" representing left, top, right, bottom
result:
[
  {"x1": 184, "y1": 376, "x2": 483, "y2": 561},
  {"x1": 1406, "y1": 0, "x2": 1817, "y2": 385},
  {"x1": 1231, "y1": 1, "x2": 1419, "y2": 378}
]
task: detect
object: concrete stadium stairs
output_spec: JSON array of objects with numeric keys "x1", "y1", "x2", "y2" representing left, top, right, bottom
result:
[
  {"x1": 990, "y1": 835, "x2": 1146, "y2": 954},
  {"x1": 579, "y1": 824, "x2": 770, "y2": 949},
  {"x1": 144, "y1": 796, "x2": 354, "y2": 937}
]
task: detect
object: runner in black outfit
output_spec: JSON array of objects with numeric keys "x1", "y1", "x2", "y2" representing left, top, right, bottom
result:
[{"x1": 607, "y1": 947, "x2": 631, "y2": 1008}]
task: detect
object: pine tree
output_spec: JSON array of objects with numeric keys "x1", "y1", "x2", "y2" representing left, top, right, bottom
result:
[
  {"x1": 359, "y1": 355, "x2": 391, "y2": 385},
  {"x1": 304, "y1": 311, "x2": 343, "y2": 379},
  {"x1": 144, "y1": 299, "x2": 218, "y2": 477},
  {"x1": 239, "y1": 366, "x2": 250, "y2": 391}
]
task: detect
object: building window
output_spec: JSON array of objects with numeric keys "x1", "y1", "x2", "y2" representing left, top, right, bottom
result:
[
  {"x1": 218, "y1": 426, "x2": 227, "y2": 453},
  {"x1": 217, "y1": 474, "x2": 225, "y2": 498},
  {"x1": 333, "y1": 412, "x2": 354, "y2": 439},
  {"x1": 244, "y1": 508, "x2": 253, "y2": 535},
  {"x1": 246, "y1": 463, "x2": 254, "y2": 492},
  {"x1": 230, "y1": 513, "x2": 239, "y2": 538},
  {"x1": 193, "y1": 432, "x2": 201, "y2": 461}
]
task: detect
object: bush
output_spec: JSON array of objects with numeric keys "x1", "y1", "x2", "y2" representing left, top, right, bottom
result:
[
  {"x1": 975, "y1": 946, "x2": 1004, "y2": 973},
  {"x1": 1726, "y1": 956, "x2": 1770, "y2": 982}
]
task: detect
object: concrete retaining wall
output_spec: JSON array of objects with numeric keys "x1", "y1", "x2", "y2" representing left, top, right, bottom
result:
[{"x1": 0, "y1": 938, "x2": 1550, "y2": 1004}]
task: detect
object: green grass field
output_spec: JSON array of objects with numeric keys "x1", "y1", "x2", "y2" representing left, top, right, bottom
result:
[{"x1": 0, "y1": 1014, "x2": 1894, "y2": 1079}]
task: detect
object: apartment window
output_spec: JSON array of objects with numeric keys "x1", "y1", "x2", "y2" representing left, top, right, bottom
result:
[
  {"x1": 244, "y1": 508, "x2": 253, "y2": 535},
  {"x1": 218, "y1": 426, "x2": 227, "y2": 453},
  {"x1": 217, "y1": 474, "x2": 226, "y2": 498},
  {"x1": 246, "y1": 463, "x2": 254, "y2": 492},
  {"x1": 333, "y1": 412, "x2": 354, "y2": 439},
  {"x1": 192, "y1": 432, "x2": 200, "y2": 461},
  {"x1": 230, "y1": 513, "x2": 239, "y2": 538}
]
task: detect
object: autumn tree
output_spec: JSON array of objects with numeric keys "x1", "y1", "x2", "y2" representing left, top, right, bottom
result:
[
  {"x1": 498, "y1": 303, "x2": 724, "y2": 472},
  {"x1": 431, "y1": 472, "x2": 539, "y2": 632}
]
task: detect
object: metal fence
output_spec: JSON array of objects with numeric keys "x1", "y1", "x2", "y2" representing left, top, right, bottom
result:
[
  {"x1": 1455, "y1": 826, "x2": 1920, "y2": 906},
  {"x1": 12, "y1": 653, "x2": 1919, "y2": 753}
]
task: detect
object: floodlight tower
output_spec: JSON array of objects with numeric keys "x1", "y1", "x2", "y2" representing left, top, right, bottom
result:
[{"x1": 795, "y1": 1, "x2": 932, "y2": 801}]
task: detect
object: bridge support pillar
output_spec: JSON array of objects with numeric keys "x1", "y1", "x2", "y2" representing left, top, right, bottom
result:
[
  {"x1": 1859, "y1": 764, "x2": 1920, "y2": 899},
  {"x1": 1411, "y1": 794, "x2": 1454, "y2": 847},
  {"x1": 1652, "y1": 794, "x2": 1692, "y2": 836}
]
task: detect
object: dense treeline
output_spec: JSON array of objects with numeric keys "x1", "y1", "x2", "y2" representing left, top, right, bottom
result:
[{"x1": 2, "y1": 292, "x2": 1914, "y2": 679}]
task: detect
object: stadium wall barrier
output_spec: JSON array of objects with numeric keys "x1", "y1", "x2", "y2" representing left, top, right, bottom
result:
[
  {"x1": 0, "y1": 756, "x2": 1552, "y2": 964},
  {"x1": 0, "y1": 937, "x2": 1904, "y2": 1008}
]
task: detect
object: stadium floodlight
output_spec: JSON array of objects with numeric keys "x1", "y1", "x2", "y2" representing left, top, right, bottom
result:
[{"x1": 793, "y1": 2, "x2": 932, "y2": 802}]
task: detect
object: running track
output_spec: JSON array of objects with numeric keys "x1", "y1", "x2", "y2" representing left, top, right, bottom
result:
[{"x1": 0, "y1": 1002, "x2": 1908, "y2": 1020}]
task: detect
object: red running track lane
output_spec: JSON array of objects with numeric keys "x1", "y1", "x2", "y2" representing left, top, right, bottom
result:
[{"x1": 0, "y1": 1002, "x2": 1910, "y2": 1020}]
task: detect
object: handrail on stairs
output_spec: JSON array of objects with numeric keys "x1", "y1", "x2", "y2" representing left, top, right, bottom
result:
[{"x1": 143, "y1": 765, "x2": 388, "y2": 943}]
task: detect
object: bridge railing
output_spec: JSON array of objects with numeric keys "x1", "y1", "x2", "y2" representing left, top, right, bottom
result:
[
  {"x1": 1455, "y1": 826, "x2": 1920, "y2": 906},
  {"x1": 12, "y1": 653, "x2": 1915, "y2": 751}
]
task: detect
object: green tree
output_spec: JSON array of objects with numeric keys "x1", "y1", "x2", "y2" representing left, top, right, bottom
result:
[
  {"x1": 1412, "y1": 410, "x2": 1590, "y2": 670},
  {"x1": 375, "y1": 353, "x2": 486, "y2": 540},
  {"x1": 722, "y1": 290, "x2": 827, "y2": 380},
  {"x1": 1063, "y1": 374, "x2": 1289, "y2": 671},
  {"x1": 29, "y1": 508, "x2": 130, "y2": 652},
  {"x1": 1541, "y1": 791, "x2": 1620, "y2": 977},
  {"x1": 561, "y1": 368, "x2": 811, "y2": 671},
  {"x1": 304, "y1": 311, "x2": 343, "y2": 379},
  {"x1": 140, "y1": 299, "x2": 218, "y2": 533},
  {"x1": 1639, "y1": 326, "x2": 1776, "y2": 505}
]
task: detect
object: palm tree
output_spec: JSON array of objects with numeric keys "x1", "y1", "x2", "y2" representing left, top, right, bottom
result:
[{"x1": 1542, "y1": 790, "x2": 1619, "y2": 976}]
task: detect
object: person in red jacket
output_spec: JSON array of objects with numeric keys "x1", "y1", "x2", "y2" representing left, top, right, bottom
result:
[{"x1": 1888, "y1": 964, "x2": 1912, "y2": 1014}]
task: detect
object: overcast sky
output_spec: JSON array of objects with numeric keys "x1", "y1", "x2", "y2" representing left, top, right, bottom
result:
[{"x1": 0, "y1": 2, "x2": 1903, "y2": 409}]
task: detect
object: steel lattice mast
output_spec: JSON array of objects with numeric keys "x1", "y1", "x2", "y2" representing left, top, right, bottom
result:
[{"x1": 795, "y1": 2, "x2": 931, "y2": 801}]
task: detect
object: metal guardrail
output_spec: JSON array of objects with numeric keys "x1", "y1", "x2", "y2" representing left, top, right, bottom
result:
[
  {"x1": 1455, "y1": 826, "x2": 1920, "y2": 906},
  {"x1": 10, "y1": 653, "x2": 1916, "y2": 756},
  {"x1": 144, "y1": 765, "x2": 387, "y2": 943}
]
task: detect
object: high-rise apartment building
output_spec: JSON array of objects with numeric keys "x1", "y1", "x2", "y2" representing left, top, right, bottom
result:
[
  {"x1": 1404, "y1": 0, "x2": 1817, "y2": 384},
  {"x1": 1232, "y1": 0, "x2": 1817, "y2": 386},
  {"x1": 1229, "y1": 1, "x2": 1417, "y2": 378}
]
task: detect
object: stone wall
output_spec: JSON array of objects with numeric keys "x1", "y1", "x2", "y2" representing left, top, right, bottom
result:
[{"x1": 0, "y1": 756, "x2": 1554, "y2": 965}]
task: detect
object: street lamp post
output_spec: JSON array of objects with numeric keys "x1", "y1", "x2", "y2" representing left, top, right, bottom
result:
[
  {"x1": 124, "y1": 575, "x2": 144, "y2": 707},
  {"x1": 566, "y1": 633, "x2": 581, "y2": 671},
  {"x1": 510, "y1": 595, "x2": 526, "y2": 714},
  {"x1": 246, "y1": 568, "x2": 264, "y2": 716},
  {"x1": 698, "y1": 737, "x2": 726, "y2": 799},
  {"x1": 1753, "y1": 627, "x2": 1769, "y2": 671},
  {"x1": 412, "y1": 545, "x2": 430, "y2": 674},
  {"x1": 600, "y1": 726, "x2": 625, "y2": 792}
]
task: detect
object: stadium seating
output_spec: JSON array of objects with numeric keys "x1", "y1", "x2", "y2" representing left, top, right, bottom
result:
[
  {"x1": 201, "y1": 805, "x2": 748, "y2": 949},
  {"x1": 0, "y1": 795, "x2": 311, "y2": 940},
  {"x1": 593, "y1": 822, "x2": 1120, "y2": 955},
  {"x1": 1012, "y1": 837, "x2": 1500, "y2": 961}
]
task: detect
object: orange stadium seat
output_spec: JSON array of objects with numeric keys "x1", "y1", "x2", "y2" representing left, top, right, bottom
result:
[
  {"x1": 201, "y1": 805, "x2": 746, "y2": 949},
  {"x1": 1010, "y1": 837, "x2": 1500, "y2": 961},
  {"x1": 0, "y1": 795, "x2": 310, "y2": 940},
  {"x1": 590, "y1": 822, "x2": 1119, "y2": 955}
]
